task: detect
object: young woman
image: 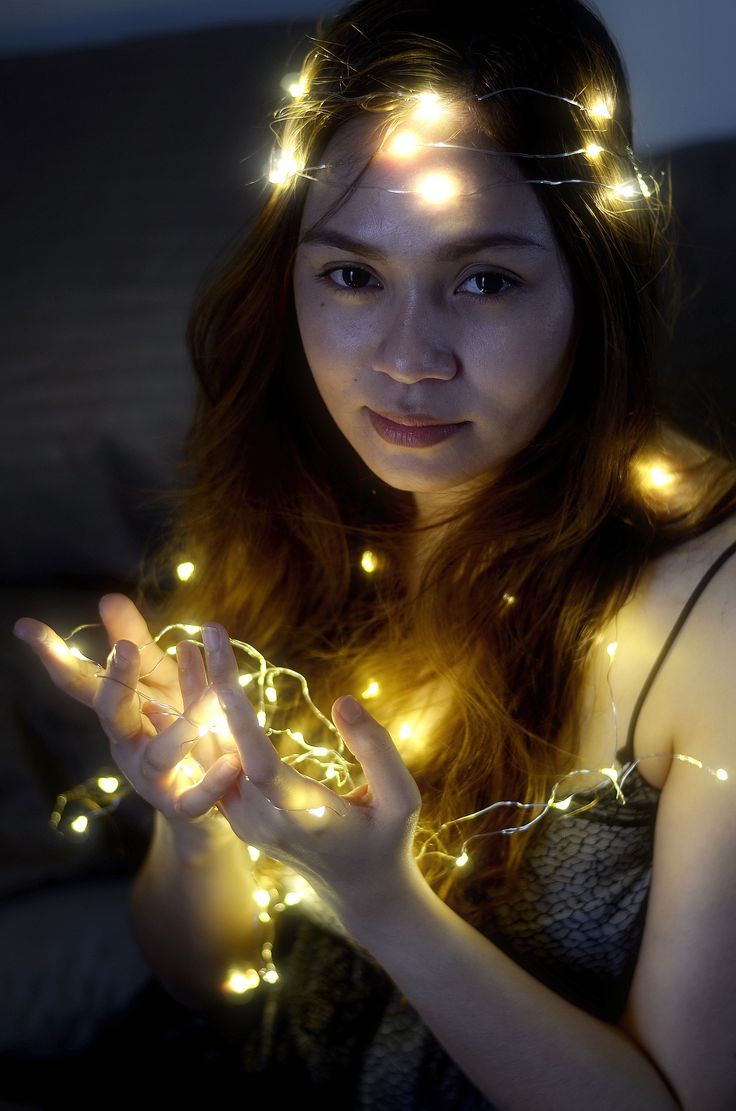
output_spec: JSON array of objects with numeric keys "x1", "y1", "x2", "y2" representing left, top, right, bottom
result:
[{"x1": 14, "y1": 0, "x2": 736, "y2": 1106}]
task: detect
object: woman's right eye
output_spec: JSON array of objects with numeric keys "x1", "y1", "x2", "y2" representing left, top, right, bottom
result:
[{"x1": 320, "y1": 266, "x2": 381, "y2": 291}]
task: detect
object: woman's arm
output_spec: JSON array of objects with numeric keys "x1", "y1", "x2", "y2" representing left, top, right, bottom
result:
[
  {"x1": 129, "y1": 811, "x2": 267, "y2": 1007},
  {"x1": 210, "y1": 584, "x2": 736, "y2": 1111}
]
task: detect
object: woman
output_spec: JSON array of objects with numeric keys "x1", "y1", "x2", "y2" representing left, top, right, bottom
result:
[{"x1": 14, "y1": 0, "x2": 736, "y2": 1105}]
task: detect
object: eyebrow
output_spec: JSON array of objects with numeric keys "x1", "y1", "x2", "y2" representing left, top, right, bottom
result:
[{"x1": 300, "y1": 228, "x2": 551, "y2": 259}]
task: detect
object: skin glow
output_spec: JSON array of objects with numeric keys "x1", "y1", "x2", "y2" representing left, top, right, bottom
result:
[{"x1": 292, "y1": 120, "x2": 577, "y2": 524}]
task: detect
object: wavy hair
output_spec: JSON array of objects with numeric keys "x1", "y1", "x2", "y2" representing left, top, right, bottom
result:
[{"x1": 138, "y1": 0, "x2": 736, "y2": 925}]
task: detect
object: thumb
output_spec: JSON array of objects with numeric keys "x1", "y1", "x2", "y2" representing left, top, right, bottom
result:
[{"x1": 332, "y1": 696, "x2": 420, "y2": 814}]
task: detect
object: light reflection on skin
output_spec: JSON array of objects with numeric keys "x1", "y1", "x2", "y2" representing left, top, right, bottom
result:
[{"x1": 292, "y1": 118, "x2": 578, "y2": 528}]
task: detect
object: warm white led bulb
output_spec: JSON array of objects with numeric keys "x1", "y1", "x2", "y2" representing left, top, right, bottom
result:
[
  {"x1": 388, "y1": 131, "x2": 421, "y2": 157},
  {"x1": 455, "y1": 851, "x2": 469, "y2": 867},
  {"x1": 70, "y1": 815, "x2": 88, "y2": 834},
  {"x1": 415, "y1": 171, "x2": 457, "y2": 204},
  {"x1": 308, "y1": 806, "x2": 326, "y2": 818},
  {"x1": 362, "y1": 680, "x2": 380, "y2": 699},
  {"x1": 176, "y1": 561, "x2": 195, "y2": 582},
  {"x1": 97, "y1": 776, "x2": 119, "y2": 794},
  {"x1": 361, "y1": 550, "x2": 378, "y2": 573}
]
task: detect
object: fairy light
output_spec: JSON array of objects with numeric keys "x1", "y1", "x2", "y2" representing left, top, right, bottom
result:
[
  {"x1": 224, "y1": 967, "x2": 261, "y2": 994},
  {"x1": 585, "y1": 143, "x2": 604, "y2": 157},
  {"x1": 414, "y1": 171, "x2": 458, "y2": 204},
  {"x1": 502, "y1": 593, "x2": 516, "y2": 606},
  {"x1": 362, "y1": 679, "x2": 380, "y2": 699},
  {"x1": 268, "y1": 147, "x2": 302, "y2": 186},
  {"x1": 69, "y1": 646, "x2": 88, "y2": 662},
  {"x1": 361, "y1": 550, "x2": 378, "y2": 573},
  {"x1": 257, "y1": 710, "x2": 267, "y2": 728},
  {"x1": 386, "y1": 131, "x2": 421, "y2": 157},
  {"x1": 412, "y1": 90, "x2": 445, "y2": 123},
  {"x1": 49, "y1": 612, "x2": 730, "y2": 994},
  {"x1": 176, "y1": 561, "x2": 195, "y2": 582},
  {"x1": 588, "y1": 97, "x2": 613, "y2": 119},
  {"x1": 265, "y1": 686, "x2": 278, "y2": 703}
]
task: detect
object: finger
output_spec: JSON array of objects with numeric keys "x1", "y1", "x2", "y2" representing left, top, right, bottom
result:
[
  {"x1": 176, "y1": 639, "x2": 209, "y2": 709},
  {"x1": 139, "y1": 685, "x2": 221, "y2": 776},
  {"x1": 13, "y1": 617, "x2": 100, "y2": 705},
  {"x1": 214, "y1": 677, "x2": 283, "y2": 788},
  {"x1": 93, "y1": 639, "x2": 148, "y2": 744},
  {"x1": 201, "y1": 623, "x2": 243, "y2": 690},
  {"x1": 174, "y1": 754, "x2": 242, "y2": 819},
  {"x1": 332, "y1": 696, "x2": 421, "y2": 814},
  {"x1": 98, "y1": 593, "x2": 175, "y2": 688}
]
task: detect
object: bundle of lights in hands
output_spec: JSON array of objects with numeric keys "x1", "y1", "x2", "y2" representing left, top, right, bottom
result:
[{"x1": 264, "y1": 78, "x2": 657, "y2": 207}]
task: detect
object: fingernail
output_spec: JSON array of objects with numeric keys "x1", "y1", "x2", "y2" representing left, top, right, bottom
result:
[
  {"x1": 111, "y1": 643, "x2": 132, "y2": 667},
  {"x1": 202, "y1": 625, "x2": 220, "y2": 652},
  {"x1": 337, "y1": 695, "x2": 362, "y2": 724}
]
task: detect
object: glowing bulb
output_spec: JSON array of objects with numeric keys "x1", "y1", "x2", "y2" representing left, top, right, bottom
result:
[
  {"x1": 70, "y1": 815, "x2": 88, "y2": 834},
  {"x1": 502, "y1": 593, "x2": 516, "y2": 605},
  {"x1": 265, "y1": 686, "x2": 277, "y2": 703},
  {"x1": 387, "y1": 131, "x2": 421, "y2": 157},
  {"x1": 552, "y1": 795, "x2": 573, "y2": 811},
  {"x1": 291, "y1": 731, "x2": 305, "y2": 744},
  {"x1": 166, "y1": 646, "x2": 177, "y2": 656},
  {"x1": 308, "y1": 806, "x2": 326, "y2": 818},
  {"x1": 601, "y1": 767, "x2": 619, "y2": 782},
  {"x1": 49, "y1": 640, "x2": 71, "y2": 661},
  {"x1": 177, "y1": 758, "x2": 200, "y2": 780},
  {"x1": 325, "y1": 764, "x2": 338, "y2": 779},
  {"x1": 238, "y1": 673, "x2": 253, "y2": 687},
  {"x1": 310, "y1": 746, "x2": 328, "y2": 756},
  {"x1": 288, "y1": 77, "x2": 308, "y2": 99},
  {"x1": 455, "y1": 851, "x2": 469, "y2": 867},
  {"x1": 647, "y1": 465, "x2": 674, "y2": 489},
  {"x1": 362, "y1": 680, "x2": 380, "y2": 699},
  {"x1": 398, "y1": 722, "x2": 413, "y2": 740},
  {"x1": 257, "y1": 710, "x2": 267, "y2": 728},
  {"x1": 247, "y1": 845, "x2": 261, "y2": 862},
  {"x1": 253, "y1": 889, "x2": 271, "y2": 908},
  {"x1": 585, "y1": 142, "x2": 604, "y2": 157},
  {"x1": 97, "y1": 776, "x2": 119, "y2": 794},
  {"x1": 637, "y1": 173, "x2": 652, "y2": 198},
  {"x1": 606, "y1": 641, "x2": 618, "y2": 659},
  {"x1": 183, "y1": 624, "x2": 200, "y2": 635},
  {"x1": 224, "y1": 967, "x2": 260, "y2": 994},
  {"x1": 612, "y1": 181, "x2": 637, "y2": 199},
  {"x1": 262, "y1": 969, "x2": 280, "y2": 984},
  {"x1": 268, "y1": 147, "x2": 301, "y2": 185},
  {"x1": 415, "y1": 171, "x2": 457, "y2": 204},
  {"x1": 589, "y1": 97, "x2": 613, "y2": 119},
  {"x1": 258, "y1": 911, "x2": 272, "y2": 923},
  {"x1": 716, "y1": 768, "x2": 729, "y2": 782},
  {"x1": 176, "y1": 561, "x2": 195, "y2": 581},
  {"x1": 70, "y1": 646, "x2": 88, "y2": 662},
  {"x1": 413, "y1": 90, "x2": 444, "y2": 123},
  {"x1": 284, "y1": 891, "x2": 302, "y2": 906},
  {"x1": 361, "y1": 549, "x2": 378, "y2": 573}
]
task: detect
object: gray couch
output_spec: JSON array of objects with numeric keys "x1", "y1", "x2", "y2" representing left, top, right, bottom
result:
[{"x1": 1, "y1": 17, "x2": 735, "y2": 1090}]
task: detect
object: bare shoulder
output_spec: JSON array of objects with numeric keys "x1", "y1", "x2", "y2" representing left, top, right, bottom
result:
[{"x1": 617, "y1": 514, "x2": 736, "y2": 1108}]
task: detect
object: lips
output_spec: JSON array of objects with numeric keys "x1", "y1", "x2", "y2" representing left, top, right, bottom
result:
[{"x1": 366, "y1": 408, "x2": 468, "y2": 448}]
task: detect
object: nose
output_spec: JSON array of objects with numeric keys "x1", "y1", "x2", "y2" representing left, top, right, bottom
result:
[{"x1": 370, "y1": 297, "x2": 458, "y2": 383}]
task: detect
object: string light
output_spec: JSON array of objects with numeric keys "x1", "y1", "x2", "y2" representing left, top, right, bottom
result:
[
  {"x1": 176, "y1": 561, "x2": 195, "y2": 582},
  {"x1": 261, "y1": 75, "x2": 658, "y2": 208},
  {"x1": 360, "y1": 550, "x2": 378, "y2": 573},
  {"x1": 48, "y1": 570, "x2": 729, "y2": 991}
]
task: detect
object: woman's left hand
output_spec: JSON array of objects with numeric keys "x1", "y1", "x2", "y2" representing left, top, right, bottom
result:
[{"x1": 201, "y1": 622, "x2": 423, "y2": 921}]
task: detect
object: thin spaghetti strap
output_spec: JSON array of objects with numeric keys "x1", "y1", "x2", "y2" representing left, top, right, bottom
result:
[{"x1": 617, "y1": 536, "x2": 736, "y2": 765}]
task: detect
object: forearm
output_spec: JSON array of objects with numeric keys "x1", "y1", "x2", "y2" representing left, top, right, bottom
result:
[
  {"x1": 343, "y1": 867, "x2": 679, "y2": 1111},
  {"x1": 130, "y1": 810, "x2": 267, "y2": 1007}
]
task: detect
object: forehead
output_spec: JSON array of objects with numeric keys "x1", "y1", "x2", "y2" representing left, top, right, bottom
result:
[{"x1": 298, "y1": 116, "x2": 558, "y2": 249}]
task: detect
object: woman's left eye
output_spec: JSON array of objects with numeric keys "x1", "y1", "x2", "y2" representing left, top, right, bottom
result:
[{"x1": 457, "y1": 271, "x2": 517, "y2": 297}]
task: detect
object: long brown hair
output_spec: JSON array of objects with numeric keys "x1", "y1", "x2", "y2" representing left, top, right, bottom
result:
[{"x1": 137, "y1": 0, "x2": 736, "y2": 923}]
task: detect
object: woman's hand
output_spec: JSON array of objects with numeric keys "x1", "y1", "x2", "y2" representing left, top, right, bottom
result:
[
  {"x1": 201, "y1": 622, "x2": 424, "y2": 923},
  {"x1": 13, "y1": 594, "x2": 242, "y2": 825}
]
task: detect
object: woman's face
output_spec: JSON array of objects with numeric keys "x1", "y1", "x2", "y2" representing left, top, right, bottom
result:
[{"x1": 293, "y1": 119, "x2": 577, "y2": 521}]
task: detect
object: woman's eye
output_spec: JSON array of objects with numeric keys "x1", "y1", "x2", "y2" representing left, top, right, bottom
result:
[
  {"x1": 458, "y1": 271, "x2": 516, "y2": 297},
  {"x1": 323, "y1": 266, "x2": 379, "y2": 291}
]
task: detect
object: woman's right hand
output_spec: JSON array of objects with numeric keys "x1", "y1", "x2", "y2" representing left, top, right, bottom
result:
[{"x1": 13, "y1": 593, "x2": 242, "y2": 825}]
